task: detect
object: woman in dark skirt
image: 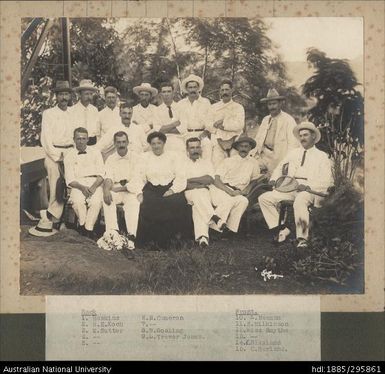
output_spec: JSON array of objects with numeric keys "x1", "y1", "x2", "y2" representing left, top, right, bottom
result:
[{"x1": 136, "y1": 132, "x2": 193, "y2": 247}]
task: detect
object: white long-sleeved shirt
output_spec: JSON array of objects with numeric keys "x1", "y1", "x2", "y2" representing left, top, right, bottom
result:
[
  {"x1": 98, "y1": 106, "x2": 121, "y2": 136},
  {"x1": 216, "y1": 154, "x2": 261, "y2": 191},
  {"x1": 211, "y1": 99, "x2": 245, "y2": 140},
  {"x1": 185, "y1": 157, "x2": 215, "y2": 179},
  {"x1": 70, "y1": 101, "x2": 100, "y2": 138},
  {"x1": 153, "y1": 102, "x2": 186, "y2": 135},
  {"x1": 131, "y1": 103, "x2": 158, "y2": 134},
  {"x1": 139, "y1": 151, "x2": 186, "y2": 193},
  {"x1": 271, "y1": 146, "x2": 333, "y2": 193},
  {"x1": 64, "y1": 146, "x2": 105, "y2": 186},
  {"x1": 104, "y1": 151, "x2": 143, "y2": 195},
  {"x1": 95, "y1": 122, "x2": 148, "y2": 157},
  {"x1": 40, "y1": 106, "x2": 74, "y2": 162},
  {"x1": 176, "y1": 96, "x2": 212, "y2": 131}
]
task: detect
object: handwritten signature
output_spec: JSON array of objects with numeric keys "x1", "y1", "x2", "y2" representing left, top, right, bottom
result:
[{"x1": 255, "y1": 267, "x2": 284, "y2": 282}]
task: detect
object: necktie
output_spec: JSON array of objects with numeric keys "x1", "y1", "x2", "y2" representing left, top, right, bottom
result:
[
  {"x1": 78, "y1": 151, "x2": 87, "y2": 155},
  {"x1": 300, "y1": 150, "x2": 307, "y2": 166},
  {"x1": 167, "y1": 105, "x2": 173, "y2": 119}
]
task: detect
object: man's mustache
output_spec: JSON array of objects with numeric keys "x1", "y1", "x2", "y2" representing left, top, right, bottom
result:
[
  {"x1": 188, "y1": 91, "x2": 197, "y2": 95},
  {"x1": 221, "y1": 93, "x2": 230, "y2": 97}
]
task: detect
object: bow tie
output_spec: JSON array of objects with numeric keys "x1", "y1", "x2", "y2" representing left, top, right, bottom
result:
[{"x1": 78, "y1": 151, "x2": 87, "y2": 155}]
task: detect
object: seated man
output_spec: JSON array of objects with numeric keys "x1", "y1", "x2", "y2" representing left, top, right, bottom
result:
[
  {"x1": 210, "y1": 134, "x2": 261, "y2": 234},
  {"x1": 102, "y1": 131, "x2": 143, "y2": 250},
  {"x1": 64, "y1": 127, "x2": 105, "y2": 239},
  {"x1": 258, "y1": 122, "x2": 333, "y2": 248},
  {"x1": 184, "y1": 137, "x2": 223, "y2": 248},
  {"x1": 95, "y1": 102, "x2": 147, "y2": 160}
]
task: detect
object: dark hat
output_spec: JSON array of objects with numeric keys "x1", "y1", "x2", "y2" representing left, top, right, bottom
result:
[
  {"x1": 104, "y1": 86, "x2": 117, "y2": 95},
  {"x1": 233, "y1": 133, "x2": 256, "y2": 150},
  {"x1": 53, "y1": 80, "x2": 72, "y2": 93}
]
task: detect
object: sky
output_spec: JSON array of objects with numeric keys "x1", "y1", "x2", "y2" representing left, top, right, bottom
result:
[{"x1": 265, "y1": 17, "x2": 363, "y2": 62}]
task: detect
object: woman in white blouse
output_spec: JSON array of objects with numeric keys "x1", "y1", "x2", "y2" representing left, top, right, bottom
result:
[{"x1": 136, "y1": 132, "x2": 193, "y2": 247}]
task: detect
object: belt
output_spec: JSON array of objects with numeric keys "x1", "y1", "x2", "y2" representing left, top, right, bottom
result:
[
  {"x1": 294, "y1": 177, "x2": 308, "y2": 180},
  {"x1": 83, "y1": 175, "x2": 99, "y2": 178},
  {"x1": 187, "y1": 128, "x2": 205, "y2": 132},
  {"x1": 53, "y1": 144, "x2": 73, "y2": 149}
]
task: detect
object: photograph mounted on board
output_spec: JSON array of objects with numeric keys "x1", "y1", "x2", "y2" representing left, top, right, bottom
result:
[{"x1": 20, "y1": 17, "x2": 364, "y2": 296}]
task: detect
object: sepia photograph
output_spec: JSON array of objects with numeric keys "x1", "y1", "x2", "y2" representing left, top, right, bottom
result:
[{"x1": 19, "y1": 16, "x2": 364, "y2": 296}]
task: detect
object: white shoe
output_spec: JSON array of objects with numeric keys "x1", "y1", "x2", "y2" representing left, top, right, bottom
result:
[
  {"x1": 297, "y1": 238, "x2": 308, "y2": 249},
  {"x1": 198, "y1": 236, "x2": 209, "y2": 248},
  {"x1": 278, "y1": 227, "x2": 291, "y2": 243},
  {"x1": 127, "y1": 240, "x2": 135, "y2": 250}
]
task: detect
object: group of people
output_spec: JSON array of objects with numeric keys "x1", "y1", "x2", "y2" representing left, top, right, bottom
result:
[{"x1": 29, "y1": 74, "x2": 333, "y2": 251}]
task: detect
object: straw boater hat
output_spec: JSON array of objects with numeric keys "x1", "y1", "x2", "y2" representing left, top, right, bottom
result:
[
  {"x1": 28, "y1": 218, "x2": 58, "y2": 237},
  {"x1": 232, "y1": 133, "x2": 257, "y2": 150},
  {"x1": 53, "y1": 80, "x2": 72, "y2": 93},
  {"x1": 293, "y1": 121, "x2": 321, "y2": 144},
  {"x1": 260, "y1": 88, "x2": 285, "y2": 103},
  {"x1": 133, "y1": 83, "x2": 158, "y2": 97},
  {"x1": 181, "y1": 74, "x2": 204, "y2": 94},
  {"x1": 74, "y1": 79, "x2": 98, "y2": 92}
]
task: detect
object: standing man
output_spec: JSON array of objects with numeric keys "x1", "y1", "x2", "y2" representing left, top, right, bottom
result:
[
  {"x1": 29, "y1": 81, "x2": 74, "y2": 237},
  {"x1": 177, "y1": 74, "x2": 213, "y2": 160},
  {"x1": 98, "y1": 86, "x2": 121, "y2": 137},
  {"x1": 184, "y1": 138, "x2": 224, "y2": 248},
  {"x1": 131, "y1": 83, "x2": 158, "y2": 134},
  {"x1": 210, "y1": 135, "x2": 261, "y2": 234},
  {"x1": 71, "y1": 79, "x2": 100, "y2": 145},
  {"x1": 102, "y1": 131, "x2": 143, "y2": 250},
  {"x1": 96, "y1": 102, "x2": 148, "y2": 160},
  {"x1": 211, "y1": 79, "x2": 245, "y2": 167},
  {"x1": 252, "y1": 88, "x2": 299, "y2": 174},
  {"x1": 64, "y1": 127, "x2": 105, "y2": 239},
  {"x1": 258, "y1": 122, "x2": 333, "y2": 248},
  {"x1": 153, "y1": 82, "x2": 186, "y2": 154}
]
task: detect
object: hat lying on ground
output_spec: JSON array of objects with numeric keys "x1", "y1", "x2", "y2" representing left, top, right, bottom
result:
[
  {"x1": 133, "y1": 83, "x2": 158, "y2": 97},
  {"x1": 293, "y1": 121, "x2": 321, "y2": 144},
  {"x1": 28, "y1": 219, "x2": 58, "y2": 237},
  {"x1": 181, "y1": 74, "x2": 204, "y2": 94}
]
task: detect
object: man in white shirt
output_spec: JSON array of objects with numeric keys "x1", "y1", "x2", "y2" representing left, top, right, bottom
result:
[
  {"x1": 71, "y1": 79, "x2": 100, "y2": 145},
  {"x1": 252, "y1": 88, "x2": 299, "y2": 174},
  {"x1": 131, "y1": 83, "x2": 158, "y2": 134},
  {"x1": 210, "y1": 135, "x2": 261, "y2": 234},
  {"x1": 184, "y1": 138, "x2": 223, "y2": 248},
  {"x1": 177, "y1": 74, "x2": 213, "y2": 160},
  {"x1": 102, "y1": 131, "x2": 143, "y2": 250},
  {"x1": 29, "y1": 81, "x2": 74, "y2": 237},
  {"x1": 258, "y1": 122, "x2": 333, "y2": 248},
  {"x1": 153, "y1": 82, "x2": 186, "y2": 154},
  {"x1": 96, "y1": 103, "x2": 147, "y2": 160},
  {"x1": 64, "y1": 127, "x2": 105, "y2": 239},
  {"x1": 211, "y1": 79, "x2": 245, "y2": 167},
  {"x1": 98, "y1": 86, "x2": 121, "y2": 137}
]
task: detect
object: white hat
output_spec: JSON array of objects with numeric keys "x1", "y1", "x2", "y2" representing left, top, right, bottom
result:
[
  {"x1": 293, "y1": 121, "x2": 321, "y2": 144},
  {"x1": 28, "y1": 219, "x2": 58, "y2": 237},
  {"x1": 74, "y1": 79, "x2": 98, "y2": 92},
  {"x1": 260, "y1": 88, "x2": 285, "y2": 103},
  {"x1": 181, "y1": 74, "x2": 204, "y2": 94},
  {"x1": 133, "y1": 83, "x2": 158, "y2": 97}
]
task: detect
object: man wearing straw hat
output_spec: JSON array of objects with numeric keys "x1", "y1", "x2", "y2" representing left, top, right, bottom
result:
[
  {"x1": 131, "y1": 82, "x2": 158, "y2": 135},
  {"x1": 258, "y1": 122, "x2": 333, "y2": 248},
  {"x1": 252, "y1": 88, "x2": 299, "y2": 174},
  {"x1": 177, "y1": 74, "x2": 213, "y2": 160},
  {"x1": 71, "y1": 79, "x2": 100, "y2": 145},
  {"x1": 98, "y1": 86, "x2": 121, "y2": 137},
  {"x1": 29, "y1": 81, "x2": 74, "y2": 237}
]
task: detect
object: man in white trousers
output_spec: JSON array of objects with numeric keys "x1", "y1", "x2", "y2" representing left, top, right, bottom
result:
[
  {"x1": 64, "y1": 127, "x2": 105, "y2": 239},
  {"x1": 102, "y1": 131, "x2": 143, "y2": 250},
  {"x1": 184, "y1": 138, "x2": 223, "y2": 248},
  {"x1": 258, "y1": 122, "x2": 333, "y2": 248},
  {"x1": 29, "y1": 81, "x2": 74, "y2": 237}
]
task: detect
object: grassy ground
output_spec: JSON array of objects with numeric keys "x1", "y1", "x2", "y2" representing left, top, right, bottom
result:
[{"x1": 20, "y1": 210, "x2": 363, "y2": 295}]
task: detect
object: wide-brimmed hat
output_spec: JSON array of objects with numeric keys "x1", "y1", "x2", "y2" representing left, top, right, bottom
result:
[
  {"x1": 293, "y1": 121, "x2": 321, "y2": 144},
  {"x1": 233, "y1": 133, "x2": 257, "y2": 150},
  {"x1": 133, "y1": 83, "x2": 158, "y2": 97},
  {"x1": 28, "y1": 219, "x2": 58, "y2": 237},
  {"x1": 260, "y1": 88, "x2": 285, "y2": 103},
  {"x1": 181, "y1": 74, "x2": 204, "y2": 93},
  {"x1": 53, "y1": 80, "x2": 72, "y2": 93},
  {"x1": 74, "y1": 79, "x2": 98, "y2": 92}
]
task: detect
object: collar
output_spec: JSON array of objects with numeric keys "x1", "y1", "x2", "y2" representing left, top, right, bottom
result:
[
  {"x1": 301, "y1": 145, "x2": 316, "y2": 153},
  {"x1": 269, "y1": 110, "x2": 282, "y2": 120},
  {"x1": 115, "y1": 150, "x2": 130, "y2": 160}
]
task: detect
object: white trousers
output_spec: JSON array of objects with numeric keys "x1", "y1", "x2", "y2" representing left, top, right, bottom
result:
[
  {"x1": 258, "y1": 190, "x2": 323, "y2": 239},
  {"x1": 209, "y1": 186, "x2": 249, "y2": 233},
  {"x1": 185, "y1": 188, "x2": 215, "y2": 240},
  {"x1": 69, "y1": 177, "x2": 103, "y2": 231},
  {"x1": 103, "y1": 191, "x2": 140, "y2": 236},
  {"x1": 44, "y1": 156, "x2": 64, "y2": 220}
]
